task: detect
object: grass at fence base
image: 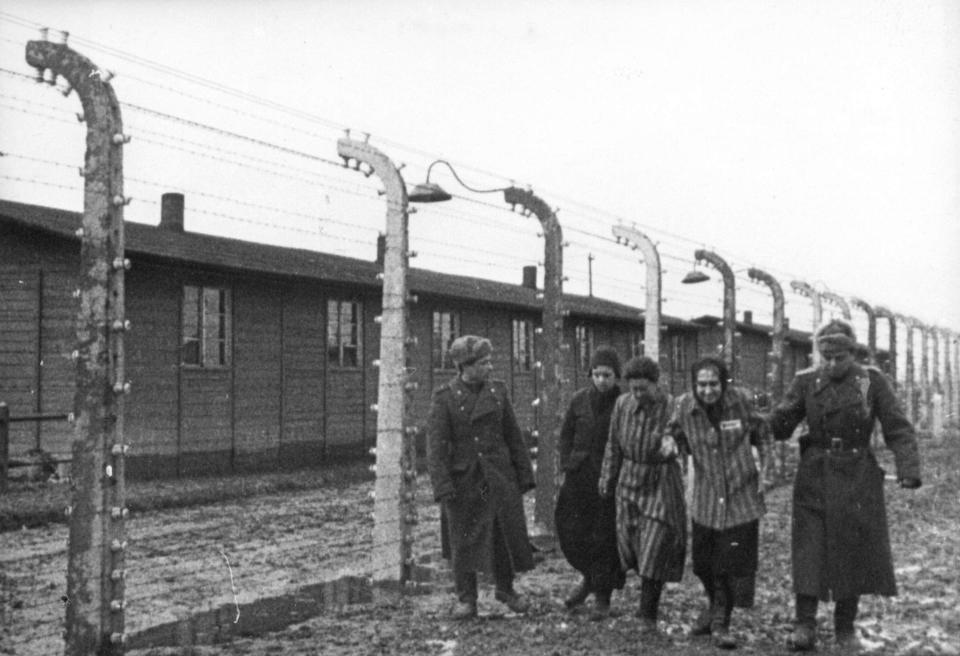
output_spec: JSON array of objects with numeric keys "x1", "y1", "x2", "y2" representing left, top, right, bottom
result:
[{"x1": 0, "y1": 460, "x2": 373, "y2": 533}]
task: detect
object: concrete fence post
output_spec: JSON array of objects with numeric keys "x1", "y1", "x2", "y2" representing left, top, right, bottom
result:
[
  {"x1": 336, "y1": 136, "x2": 416, "y2": 591},
  {"x1": 26, "y1": 34, "x2": 129, "y2": 655},
  {"x1": 791, "y1": 281, "x2": 822, "y2": 368},
  {"x1": 503, "y1": 187, "x2": 565, "y2": 533},
  {"x1": 899, "y1": 315, "x2": 917, "y2": 425},
  {"x1": 696, "y1": 250, "x2": 736, "y2": 379},
  {"x1": 611, "y1": 225, "x2": 662, "y2": 364}
]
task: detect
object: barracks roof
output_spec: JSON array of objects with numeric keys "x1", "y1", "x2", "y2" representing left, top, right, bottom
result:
[
  {"x1": 691, "y1": 314, "x2": 813, "y2": 345},
  {"x1": 0, "y1": 198, "x2": 692, "y2": 327}
]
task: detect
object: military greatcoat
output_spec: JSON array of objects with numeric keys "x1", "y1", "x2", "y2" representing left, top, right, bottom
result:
[
  {"x1": 427, "y1": 376, "x2": 536, "y2": 576},
  {"x1": 769, "y1": 364, "x2": 921, "y2": 601}
]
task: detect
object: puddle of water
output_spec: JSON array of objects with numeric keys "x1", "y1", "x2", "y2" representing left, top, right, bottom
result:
[{"x1": 127, "y1": 570, "x2": 439, "y2": 650}]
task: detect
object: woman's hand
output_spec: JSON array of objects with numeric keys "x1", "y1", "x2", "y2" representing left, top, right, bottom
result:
[{"x1": 660, "y1": 434, "x2": 679, "y2": 459}]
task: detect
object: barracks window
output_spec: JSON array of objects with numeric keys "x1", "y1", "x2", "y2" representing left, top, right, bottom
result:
[
  {"x1": 181, "y1": 286, "x2": 232, "y2": 367},
  {"x1": 512, "y1": 318, "x2": 536, "y2": 372},
  {"x1": 671, "y1": 334, "x2": 686, "y2": 373},
  {"x1": 576, "y1": 324, "x2": 595, "y2": 373},
  {"x1": 327, "y1": 299, "x2": 362, "y2": 367},
  {"x1": 432, "y1": 310, "x2": 461, "y2": 370}
]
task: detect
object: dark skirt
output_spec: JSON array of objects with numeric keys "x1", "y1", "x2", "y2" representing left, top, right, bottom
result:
[
  {"x1": 692, "y1": 519, "x2": 759, "y2": 608},
  {"x1": 555, "y1": 460, "x2": 625, "y2": 592}
]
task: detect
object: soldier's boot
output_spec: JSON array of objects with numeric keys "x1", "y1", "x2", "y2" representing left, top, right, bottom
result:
[
  {"x1": 835, "y1": 597, "x2": 864, "y2": 653},
  {"x1": 452, "y1": 570, "x2": 478, "y2": 620},
  {"x1": 564, "y1": 576, "x2": 590, "y2": 609},
  {"x1": 788, "y1": 624, "x2": 817, "y2": 652},
  {"x1": 494, "y1": 588, "x2": 531, "y2": 614},
  {"x1": 787, "y1": 594, "x2": 818, "y2": 652},
  {"x1": 589, "y1": 589, "x2": 612, "y2": 621},
  {"x1": 451, "y1": 600, "x2": 477, "y2": 620},
  {"x1": 690, "y1": 604, "x2": 713, "y2": 636},
  {"x1": 492, "y1": 559, "x2": 528, "y2": 614}
]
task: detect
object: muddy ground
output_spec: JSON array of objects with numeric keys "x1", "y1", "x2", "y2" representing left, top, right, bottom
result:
[{"x1": 2, "y1": 442, "x2": 958, "y2": 656}]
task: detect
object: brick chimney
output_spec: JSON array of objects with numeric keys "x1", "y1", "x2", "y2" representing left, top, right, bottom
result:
[
  {"x1": 522, "y1": 265, "x2": 537, "y2": 289},
  {"x1": 160, "y1": 193, "x2": 184, "y2": 232},
  {"x1": 743, "y1": 310, "x2": 753, "y2": 325}
]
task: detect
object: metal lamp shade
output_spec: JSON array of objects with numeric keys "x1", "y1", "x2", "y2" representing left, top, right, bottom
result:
[
  {"x1": 407, "y1": 182, "x2": 452, "y2": 203},
  {"x1": 681, "y1": 269, "x2": 710, "y2": 284}
]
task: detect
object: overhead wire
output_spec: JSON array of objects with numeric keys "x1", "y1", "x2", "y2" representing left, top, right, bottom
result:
[
  {"x1": 0, "y1": 172, "x2": 80, "y2": 193},
  {"x1": 121, "y1": 102, "x2": 345, "y2": 169},
  {"x1": 0, "y1": 149, "x2": 385, "y2": 248},
  {"x1": 126, "y1": 131, "x2": 379, "y2": 202},
  {"x1": 127, "y1": 176, "x2": 353, "y2": 233},
  {"x1": 0, "y1": 97, "x2": 76, "y2": 125},
  {"x1": 0, "y1": 11, "x2": 947, "y2": 326},
  {"x1": 133, "y1": 195, "x2": 375, "y2": 247},
  {"x1": 0, "y1": 25, "x2": 772, "y2": 284}
]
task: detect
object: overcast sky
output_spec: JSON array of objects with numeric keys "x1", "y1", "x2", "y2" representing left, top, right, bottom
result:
[{"x1": 1, "y1": 1, "x2": 958, "y2": 343}]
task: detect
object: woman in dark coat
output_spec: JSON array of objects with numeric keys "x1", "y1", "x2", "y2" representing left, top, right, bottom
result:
[
  {"x1": 555, "y1": 347, "x2": 626, "y2": 618},
  {"x1": 427, "y1": 335, "x2": 536, "y2": 620},
  {"x1": 769, "y1": 319, "x2": 922, "y2": 652}
]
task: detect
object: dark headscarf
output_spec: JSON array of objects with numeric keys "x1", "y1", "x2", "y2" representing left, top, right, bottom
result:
[{"x1": 690, "y1": 356, "x2": 729, "y2": 427}]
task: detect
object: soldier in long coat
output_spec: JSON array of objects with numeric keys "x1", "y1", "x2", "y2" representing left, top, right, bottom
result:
[
  {"x1": 598, "y1": 356, "x2": 686, "y2": 634},
  {"x1": 555, "y1": 347, "x2": 626, "y2": 618},
  {"x1": 427, "y1": 335, "x2": 536, "y2": 619},
  {"x1": 769, "y1": 319, "x2": 922, "y2": 652}
]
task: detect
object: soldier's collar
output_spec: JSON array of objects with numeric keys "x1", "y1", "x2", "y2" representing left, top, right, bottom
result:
[{"x1": 813, "y1": 364, "x2": 865, "y2": 394}]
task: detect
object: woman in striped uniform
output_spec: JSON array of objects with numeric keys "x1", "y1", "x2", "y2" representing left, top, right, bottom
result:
[
  {"x1": 598, "y1": 356, "x2": 686, "y2": 634},
  {"x1": 663, "y1": 356, "x2": 766, "y2": 649}
]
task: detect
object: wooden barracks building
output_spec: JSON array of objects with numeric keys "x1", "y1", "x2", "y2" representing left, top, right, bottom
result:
[{"x1": 0, "y1": 196, "x2": 824, "y2": 480}]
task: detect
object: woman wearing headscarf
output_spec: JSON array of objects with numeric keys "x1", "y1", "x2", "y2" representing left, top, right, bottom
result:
[
  {"x1": 555, "y1": 347, "x2": 626, "y2": 618},
  {"x1": 663, "y1": 356, "x2": 766, "y2": 649}
]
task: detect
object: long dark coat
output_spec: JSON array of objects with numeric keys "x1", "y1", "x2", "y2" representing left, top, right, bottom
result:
[
  {"x1": 427, "y1": 376, "x2": 536, "y2": 576},
  {"x1": 769, "y1": 364, "x2": 921, "y2": 600},
  {"x1": 555, "y1": 384, "x2": 625, "y2": 592}
]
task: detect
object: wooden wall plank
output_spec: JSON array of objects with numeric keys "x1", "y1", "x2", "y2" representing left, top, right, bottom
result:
[
  {"x1": 0, "y1": 266, "x2": 39, "y2": 457},
  {"x1": 233, "y1": 282, "x2": 282, "y2": 456},
  {"x1": 280, "y1": 286, "x2": 324, "y2": 451}
]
